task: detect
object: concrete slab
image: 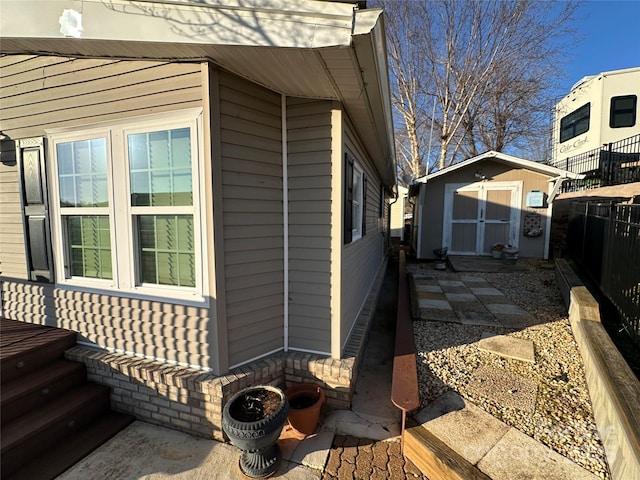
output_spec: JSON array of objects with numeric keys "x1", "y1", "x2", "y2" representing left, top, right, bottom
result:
[
  {"x1": 466, "y1": 366, "x2": 538, "y2": 413},
  {"x1": 57, "y1": 421, "x2": 321, "y2": 480},
  {"x1": 470, "y1": 287, "x2": 505, "y2": 296},
  {"x1": 413, "y1": 274, "x2": 437, "y2": 281},
  {"x1": 476, "y1": 294, "x2": 512, "y2": 304},
  {"x1": 456, "y1": 311, "x2": 502, "y2": 327},
  {"x1": 438, "y1": 280, "x2": 465, "y2": 287},
  {"x1": 415, "y1": 284, "x2": 443, "y2": 293},
  {"x1": 460, "y1": 275, "x2": 488, "y2": 283},
  {"x1": 444, "y1": 293, "x2": 477, "y2": 302},
  {"x1": 321, "y1": 409, "x2": 401, "y2": 441},
  {"x1": 479, "y1": 333, "x2": 535, "y2": 363},
  {"x1": 280, "y1": 428, "x2": 334, "y2": 471},
  {"x1": 478, "y1": 428, "x2": 600, "y2": 480},
  {"x1": 485, "y1": 303, "x2": 528, "y2": 315},
  {"x1": 418, "y1": 298, "x2": 452, "y2": 310},
  {"x1": 450, "y1": 300, "x2": 489, "y2": 313},
  {"x1": 416, "y1": 291, "x2": 447, "y2": 301},
  {"x1": 494, "y1": 313, "x2": 539, "y2": 329},
  {"x1": 413, "y1": 391, "x2": 510, "y2": 465}
]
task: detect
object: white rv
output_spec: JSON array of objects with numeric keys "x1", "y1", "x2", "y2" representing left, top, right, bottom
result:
[{"x1": 552, "y1": 67, "x2": 640, "y2": 164}]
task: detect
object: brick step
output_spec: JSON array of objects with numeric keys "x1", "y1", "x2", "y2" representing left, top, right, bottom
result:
[
  {"x1": 5, "y1": 411, "x2": 135, "y2": 480},
  {"x1": 1, "y1": 322, "x2": 77, "y2": 384},
  {"x1": 1, "y1": 383, "x2": 111, "y2": 477},
  {"x1": 1, "y1": 360, "x2": 87, "y2": 425},
  {"x1": 403, "y1": 420, "x2": 490, "y2": 480}
]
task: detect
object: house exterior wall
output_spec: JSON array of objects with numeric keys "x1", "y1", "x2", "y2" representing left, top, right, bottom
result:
[
  {"x1": 340, "y1": 121, "x2": 385, "y2": 352},
  {"x1": 0, "y1": 55, "x2": 215, "y2": 370},
  {"x1": 217, "y1": 71, "x2": 285, "y2": 368},
  {"x1": 417, "y1": 160, "x2": 551, "y2": 259},
  {"x1": 286, "y1": 97, "x2": 333, "y2": 354}
]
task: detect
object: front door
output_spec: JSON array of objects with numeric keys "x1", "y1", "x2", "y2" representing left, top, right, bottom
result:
[{"x1": 443, "y1": 181, "x2": 522, "y2": 255}]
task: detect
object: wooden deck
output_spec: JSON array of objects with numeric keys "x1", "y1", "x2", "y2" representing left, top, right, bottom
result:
[{"x1": 0, "y1": 317, "x2": 134, "y2": 479}]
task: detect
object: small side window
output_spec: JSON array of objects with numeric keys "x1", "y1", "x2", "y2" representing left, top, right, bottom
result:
[
  {"x1": 610, "y1": 95, "x2": 637, "y2": 128},
  {"x1": 560, "y1": 103, "x2": 590, "y2": 143}
]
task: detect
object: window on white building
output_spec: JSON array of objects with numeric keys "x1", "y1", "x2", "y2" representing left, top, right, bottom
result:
[
  {"x1": 560, "y1": 103, "x2": 590, "y2": 143},
  {"x1": 610, "y1": 95, "x2": 637, "y2": 128}
]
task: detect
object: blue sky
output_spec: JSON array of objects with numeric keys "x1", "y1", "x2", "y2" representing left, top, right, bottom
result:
[{"x1": 558, "y1": 0, "x2": 640, "y2": 93}]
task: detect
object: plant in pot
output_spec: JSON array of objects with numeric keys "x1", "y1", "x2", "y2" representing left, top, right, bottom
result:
[
  {"x1": 491, "y1": 243, "x2": 505, "y2": 259},
  {"x1": 222, "y1": 385, "x2": 289, "y2": 478},
  {"x1": 285, "y1": 384, "x2": 325, "y2": 437}
]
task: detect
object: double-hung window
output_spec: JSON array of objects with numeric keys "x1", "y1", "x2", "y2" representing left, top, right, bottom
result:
[
  {"x1": 344, "y1": 152, "x2": 366, "y2": 243},
  {"x1": 49, "y1": 110, "x2": 205, "y2": 300}
]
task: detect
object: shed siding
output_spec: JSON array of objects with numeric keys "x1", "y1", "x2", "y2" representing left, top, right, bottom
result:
[
  {"x1": 341, "y1": 122, "x2": 385, "y2": 351},
  {"x1": 286, "y1": 98, "x2": 333, "y2": 353},
  {"x1": 0, "y1": 55, "x2": 213, "y2": 370},
  {"x1": 420, "y1": 161, "x2": 551, "y2": 259},
  {"x1": 219, "y1": 72, "x2": 284, "y2": 367}
]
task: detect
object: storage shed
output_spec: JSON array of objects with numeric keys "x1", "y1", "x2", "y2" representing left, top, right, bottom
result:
[{"x1": 410, "y1": 151, "x2": 582, "y2": 260}]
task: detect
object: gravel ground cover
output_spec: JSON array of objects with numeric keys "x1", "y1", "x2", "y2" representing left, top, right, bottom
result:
[{"x1": 408, "y1": 259, "x2": 611, "y2": 479}]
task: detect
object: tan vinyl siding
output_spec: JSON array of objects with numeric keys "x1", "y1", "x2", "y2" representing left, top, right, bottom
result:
[
  {"x1": 219, "y1": 71, "x2": 284, "y2": 367},
  {"x1": 0, "y1": 152, "x2": 27, "y2": 279},
  {"x1": 341, "y1": 123, "x2": 385, "y2": 351},
  {"x1": 1, "y1": 280, "x2": 212, "y2": 367},
  {"x1": 0, "y1": 54, "x2": 213, "y2": 370},
  {"x1": 286, "y1": 98, "x2": 333, "y2": 353}
]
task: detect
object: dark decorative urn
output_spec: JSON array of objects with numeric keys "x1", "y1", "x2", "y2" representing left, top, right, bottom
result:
[{"x1": 222, "y1": 385, "x2": 289, "y2": 478}]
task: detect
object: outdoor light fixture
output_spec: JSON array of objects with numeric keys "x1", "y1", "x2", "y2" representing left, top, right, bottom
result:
[{"x1": 474, "y1": 171, "x2": 486, "y2": 180}]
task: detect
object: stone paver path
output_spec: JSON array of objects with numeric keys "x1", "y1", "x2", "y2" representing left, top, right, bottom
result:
[{"x1": 413, "y1": 274, "x2": 537, "y2": 329}]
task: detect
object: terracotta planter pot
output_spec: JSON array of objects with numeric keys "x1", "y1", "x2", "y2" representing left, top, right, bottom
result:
[{"x1": 285, "y1": 384, "x2": 325, "y2": 436}]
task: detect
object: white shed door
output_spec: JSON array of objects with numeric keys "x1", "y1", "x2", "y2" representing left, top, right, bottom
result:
[{"x1": 443, "y1": 182, "x2": 522, "y2": 255}]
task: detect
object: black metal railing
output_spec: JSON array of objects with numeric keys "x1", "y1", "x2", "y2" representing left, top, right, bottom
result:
[
  {"x1": 568, "y1": 201, "x2": 640, "y2": 346},
  {"x1": 550, "y1": 134, "x2": 640, "y2": 192}
]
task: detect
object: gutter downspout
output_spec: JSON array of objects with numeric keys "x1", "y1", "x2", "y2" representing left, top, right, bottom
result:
[
  {"x1": 417, "y1": 183, "x2": 425, "y2": 259},
  {"x1": 388, "y1": 185, "x2": 399, "y2": 244},
  {"x1": 282, "y1": 94, "x2": 289, "y2": 352}
]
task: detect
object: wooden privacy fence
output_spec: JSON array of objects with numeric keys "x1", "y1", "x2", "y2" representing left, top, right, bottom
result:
[{"x1": 568, "y1": 202, "x2": 640, "y2": 346}]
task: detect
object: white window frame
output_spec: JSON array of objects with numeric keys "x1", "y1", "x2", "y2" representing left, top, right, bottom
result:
[
  {"x1": 47, "y1": 109, "x2": 207, "y2": 302},
  {"x1": 351, "y1": 162, "x2": 364, "y2": 242}
]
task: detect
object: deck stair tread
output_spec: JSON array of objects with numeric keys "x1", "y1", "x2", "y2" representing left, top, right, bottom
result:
[
  {"x1": 1, "y1": 360, "x2": 87, "y2": 424},
  {"x1": 0, "y1": 318, "x2": 134, "y2": 480},
  {"x1": 5, "y1": 411, "x2": 135, "y2": 480},
  {"x1": 1, "y1": 383, "x2": 111, "y2": 454},
  {"x1": 1, "y1": 322, "x2": 77, "y2": 383}
]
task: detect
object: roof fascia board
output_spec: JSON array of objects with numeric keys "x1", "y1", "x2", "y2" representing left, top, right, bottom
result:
[
  {"x1": 419, "y1": 151, "x2": 581, "y2": 181},
  {"x1": 0, "y1": 0, "x2": 355, "y2": 48}
]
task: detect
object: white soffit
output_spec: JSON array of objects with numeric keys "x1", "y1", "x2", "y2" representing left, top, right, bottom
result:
[{"x1": 0, "y1": 0, "x2": 396, "y2": 186}]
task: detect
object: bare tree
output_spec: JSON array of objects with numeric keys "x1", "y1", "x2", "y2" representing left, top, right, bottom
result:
[{"x1": 377, "y1": 0, "x2": 579, "y2": 174}]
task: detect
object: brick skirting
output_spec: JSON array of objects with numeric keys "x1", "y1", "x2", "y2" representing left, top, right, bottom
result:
[{"x1": 64, "y1": 258, "x2": 387, "y2": 442}]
